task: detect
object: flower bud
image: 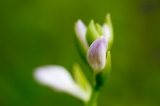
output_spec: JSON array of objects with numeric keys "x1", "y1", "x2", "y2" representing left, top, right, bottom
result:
[
  {"x1": 75, "y1": 20, "x2": 88, "y2": 50},
  {"x1": 102, "y1": 13, "x2": 113, "y2": 50},
  {"x1": 102, "y1": 24, "x2": 111, "y2": 42},
  {"x1": 87, "y1": 36, "x2": 108, "y2": 73}
]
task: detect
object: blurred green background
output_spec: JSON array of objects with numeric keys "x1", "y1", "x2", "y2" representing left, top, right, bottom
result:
[{"x1": 1, "y1": 0, "x2": 160, "y2": 106}]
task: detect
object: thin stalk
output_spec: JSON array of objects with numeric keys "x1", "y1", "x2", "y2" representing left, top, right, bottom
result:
[{"x1": 85, "y1": 88, "x2": 99, "y2": 106}]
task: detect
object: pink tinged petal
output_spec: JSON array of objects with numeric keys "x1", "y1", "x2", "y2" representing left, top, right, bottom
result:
[
  {"x1": 75, "y1": 20, "x2": 89, "y2": 50},
  {"x1": 87, "y1": 36, "x2": 108, "y2": 72},
  {"x1": 34, "y1": 65, "x2": 90, "y2": 101}
]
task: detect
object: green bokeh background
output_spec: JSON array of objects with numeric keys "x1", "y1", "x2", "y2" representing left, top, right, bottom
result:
[{"x1": 1, "y1": 0, "x2": 160, "y2": 106}]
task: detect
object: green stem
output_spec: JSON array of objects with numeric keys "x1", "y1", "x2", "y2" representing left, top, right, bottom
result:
[{"x1": 85, "y1": 88, "x2": 99, "y2": 106}]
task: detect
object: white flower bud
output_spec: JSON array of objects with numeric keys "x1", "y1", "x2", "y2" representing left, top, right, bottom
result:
[
  {"x1": 102, "y1": 13, "x2": 113, "y2": 50},
  {"x1": 34, "y1": 65, "x2": 90, "y2": 102},
  {"x1": 102, "y1": 24, "x2": 111, "y2": 42},
  {"x1": 87, "y1": 36, "x2": 108, "y2": 73},
  {"x1": 75, "y1": 20, "x2": 89, "y2": 50}
]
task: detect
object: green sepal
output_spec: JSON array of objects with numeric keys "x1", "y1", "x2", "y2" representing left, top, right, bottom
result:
[
  {"x1": 95, "y1": 23, "x2": 103, "y2": 35},
  {"x1": 86, "y1": 20, "x2": 100, "y2": 45},
  {"x1": 95, "y1": 51, "x2": 111, "y2": 87},
  {"x1": 73, "y1": 63, "x2": 92, "y2": 92}
]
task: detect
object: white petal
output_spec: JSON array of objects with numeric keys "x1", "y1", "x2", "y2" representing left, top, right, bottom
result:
[
  {"x1": 87, "y1": 36, "x2": 108, "y2": 72},
  {"x1": 34, "y1": 65, "x2": 90, "y2": 101},
  {"x1": 75, "y1": 20, "x2": 89, "y2": 50},
  {"x1": 102, "y1": 24, "x2": 111, "y2": 42}
]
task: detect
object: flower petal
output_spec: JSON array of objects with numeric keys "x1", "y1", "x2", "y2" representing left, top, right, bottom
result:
[
  {"x1": 75, "y1": 20, "x2": 88, "y2": 50},
  {"x1": 34, "y1": 65, "x2": 90, "y2": 101},
  {"x1": 87, "y1": 36, "x2": 108, "y2": 73}
]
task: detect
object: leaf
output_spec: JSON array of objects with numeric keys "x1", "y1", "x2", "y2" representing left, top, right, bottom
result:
[
  {"x1": 73, "y1": 63, "x2": 92, "y2": 94},
  {"x1": 86, "y1": 20, "x2": 100, "y2": 45}
]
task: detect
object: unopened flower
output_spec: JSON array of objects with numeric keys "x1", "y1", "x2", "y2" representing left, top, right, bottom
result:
[
  {"x1": 102, "y1": 24, "x2": 111, "y2": 42},
  {"x1": 102, "y1": 13, "x2": 113, "y2": 50},
  {"x1": 75, "y1": 13, "x2": 113, "y2": 52},
  {"x1": 34, "y1": 65, "x2": 90, "y2": 102},
  {"x1": 75, "y1": 20, "x2": 89, "y2": 50},
  {"x1": 87, "y1": 36, "x2": 108, "y2": 73},
  {"x1": 75, "y1": 15, "x2": 112, "y2": 72}
]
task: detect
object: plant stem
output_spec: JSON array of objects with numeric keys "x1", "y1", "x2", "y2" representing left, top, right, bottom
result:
[{"x1": 85, "y1": 88, "x2": 99, "y2": 106}]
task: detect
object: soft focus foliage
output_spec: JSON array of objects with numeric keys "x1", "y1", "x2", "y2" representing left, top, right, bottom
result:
[{"x1": 0, "y1": 0, "x2": 160, "y2": 106}]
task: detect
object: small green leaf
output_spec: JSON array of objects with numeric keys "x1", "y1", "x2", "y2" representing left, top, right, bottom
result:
[
  {"x1": 86, "y1": 20, "x2": 100, "y2": 45},
  {"x1": 95, "y1": 23, "x2": 103, "y2": 36},
  {"x1": 73, "y1": 63, "x2": 92, "y2": 92}
]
